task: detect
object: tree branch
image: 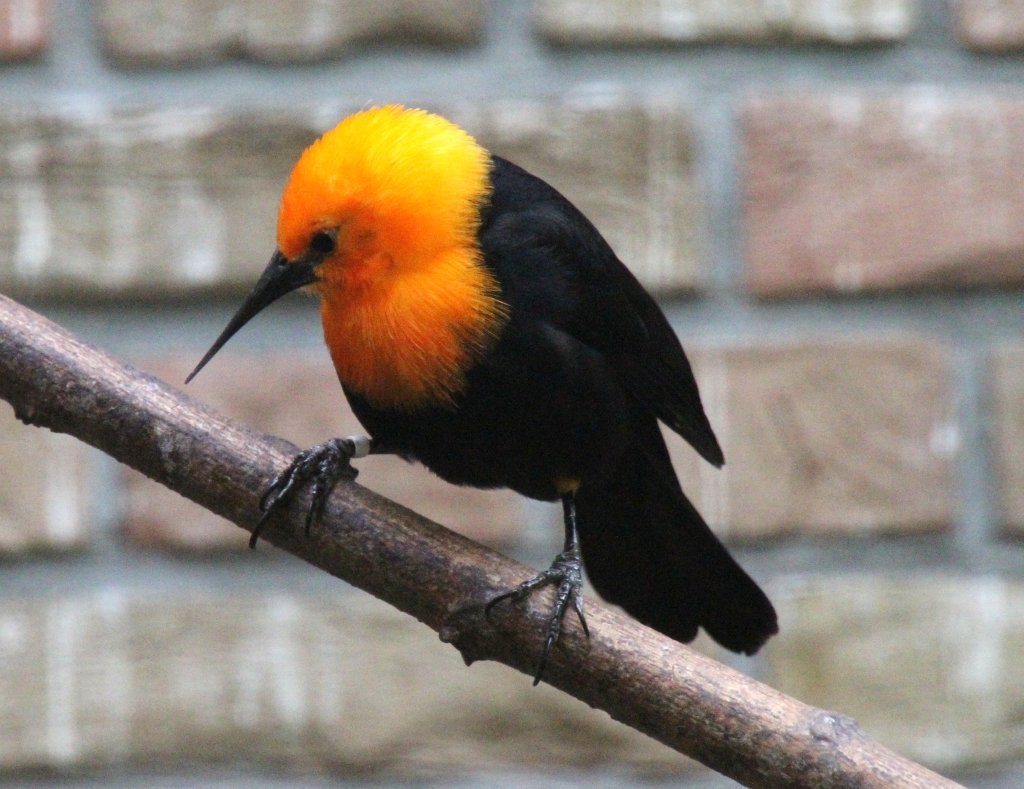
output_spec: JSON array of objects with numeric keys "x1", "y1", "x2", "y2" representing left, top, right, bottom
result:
[{"x1": 0, "y1": 293, "x2": 960, "y2": 789}]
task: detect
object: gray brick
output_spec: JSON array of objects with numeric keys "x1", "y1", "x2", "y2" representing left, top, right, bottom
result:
[
  {"x1": 0, "y1": 405, "x2": 91, "y2": 553},
  {"x1": 0, "y1": 109, "x2": 318, "y2": 298},
  {"x1": 991, "y1": 345, "x2": 1024, "y2": 534},
  {"x1": 766, "y1": 574, "x2": 1024, "y2": 770},
  {"x1": 99, "y1": 0, "x2": 484, "y2": 66},
  {"x1": 460, "y1": 99, "x2": 703, "y2": 293},
  {"x1": 536, "y1": 0, "x2": 917, "y2": 45},
  {"x1": 0, "y1": 102, "x2": 701, "y2": 299},
  {"x1": 0, "y1": 592, "x2": 696, "y2": 774}
]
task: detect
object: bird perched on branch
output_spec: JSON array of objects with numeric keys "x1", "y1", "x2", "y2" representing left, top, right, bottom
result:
[{"x1": 188, "y1": 105, "x2": 777, "y2": 683}]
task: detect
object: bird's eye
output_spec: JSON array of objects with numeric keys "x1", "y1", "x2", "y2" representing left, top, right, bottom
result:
[{"x1": 309, "y1": 230, "x2": 336, "y2": 255}]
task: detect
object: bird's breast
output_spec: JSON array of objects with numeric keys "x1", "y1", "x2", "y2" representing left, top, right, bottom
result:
[{"x1": 319, "y1": 247, "x2": 508, "y2": 412}]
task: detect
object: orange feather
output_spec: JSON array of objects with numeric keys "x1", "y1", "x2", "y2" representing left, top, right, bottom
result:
[{"x1": 277, "y1": 106, "x2": 509, "y2": 410}]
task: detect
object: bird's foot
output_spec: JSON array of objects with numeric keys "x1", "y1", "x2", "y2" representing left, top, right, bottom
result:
[
  {"x1": 485, "y1": 546, "x2": 590, "y2": 685},
  {"x1": 250, "y1": 436, "x2": 369, "y2": 548}
]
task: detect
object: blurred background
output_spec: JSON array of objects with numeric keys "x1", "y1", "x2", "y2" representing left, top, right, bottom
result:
[{"x1": 1, "y1": 1, "x2": 1023, "y2": 786}]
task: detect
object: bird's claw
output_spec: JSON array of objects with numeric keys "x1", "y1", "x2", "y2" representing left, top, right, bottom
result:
[
  {"x1": 485, "y1": 546, "x2": 590, "y2": 685},
  {"x1": 251, "y1": 437, "x2": 360, "y2": 548}
]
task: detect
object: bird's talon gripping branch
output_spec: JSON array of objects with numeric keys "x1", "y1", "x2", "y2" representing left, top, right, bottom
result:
[
  {"x1": 249, "y1": 435, "x2": 369, "y2": 548},
  {"x1": 485, "y1": 545, "x2": 589, "y2": 685},
  {"x1": 486, "y1": 493, "x2": 590, "y2": 685}
]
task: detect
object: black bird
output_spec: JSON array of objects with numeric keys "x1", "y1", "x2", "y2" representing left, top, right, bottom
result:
[{"x1": 187, "y1": 106, "x2": 778, "y2": 683}]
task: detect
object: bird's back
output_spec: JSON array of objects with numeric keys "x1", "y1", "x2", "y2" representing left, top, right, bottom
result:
[{"x1": 480, "y1": 156, "x2": 724, "y2": 467}]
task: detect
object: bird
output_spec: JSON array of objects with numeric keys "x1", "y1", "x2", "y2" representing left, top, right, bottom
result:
[{"x1": 187, "y1": 105, "x2": 778, "y2": 683}]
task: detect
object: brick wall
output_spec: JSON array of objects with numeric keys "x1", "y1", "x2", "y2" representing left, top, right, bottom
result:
[{"x1": 1, "y1": 1, "x2": 1023, "y2": 787}]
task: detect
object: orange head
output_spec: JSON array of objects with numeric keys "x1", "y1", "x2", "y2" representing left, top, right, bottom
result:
[
  {"x1": 277, "y1": 105, "x2": 488, "y2": 285},
  {"x1": 187, "y1": 106, "x2": 509, "y2": 411}
]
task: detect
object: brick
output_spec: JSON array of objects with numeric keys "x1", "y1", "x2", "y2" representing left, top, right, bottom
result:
[
  {"x1": 460, "y1": 99, "x2": 703, "y2": 293},
  {"x1": 743, "y1": 92, "x2": 1024, "y2": 296},
  {"x1": 536, "y1": 0, "x2": 916, "y2": 45},
  {"x1": 0, "y1": 109, "x2": 318, "y2": 298},
  {"x1": 0, "y1": 0, "x2": 47, "y2": 59},
  {"x1": 766, "y1": 574, "x2": 1024, "y2": 770},
  {"x1": 991, "y1": 345, "x2": 1024, "y2": 534},
  {"x1": 0, "y1": 102, "x2": 697, "y2": 298},
  {"x1": 667, "y1": 339, "x2": 957, "y2": 539},
  {"x1": 122, "y1": 353, "x2": 526, "y2": 550},
  {"x1": 0, "y1": 405, "x2": 91, "y2": 553},
  {"x1": 128, "y1": 336, "x2": 958, "y2": 549},
  {"x1": 0, "y1": 592, "x2": 695, "y2": 774},
  {"x1": 955, "y1": 0, "x2": 1024, "y2": 51},
  {"x1": 98, "y1": 0, "x2": 483, "y2": 65}
]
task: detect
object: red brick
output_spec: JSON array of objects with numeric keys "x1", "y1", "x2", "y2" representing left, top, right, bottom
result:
[
  {"x1": 536, "y1": 0, "x2": 916, "y2": 45},
  {"x1": 992, "y1": 345, "x2": 1024, "y2": 534},
  {"x1": 98, "y1": 0, "x2": 483, "y2": 65},
  {"x1": 668, "y1": 339, "x2": 957, "y2": 539},
  {"x1": 955, "y1": 0, "x2": 1024, "y2": 51},
  {"x1": 122, "y1": 353, "x2": 525, "y2": 550},
  {"x1": 743, "y1": 92, "x2": 1024, "y2": 296},
  {"x1": 0, "y1": 0, "x2": 47, "y2": 60},
  {"x1": 0, "y1": 405, "x2": 91, "y2": 553}
]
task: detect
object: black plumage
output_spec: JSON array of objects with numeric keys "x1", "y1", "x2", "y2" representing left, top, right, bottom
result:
[
  {"x1": 345, "y1": 156, "x2": 778, "y2": 657},
  {"x1": 191, "y1": 140, "x2": 778, "y2": 682}
]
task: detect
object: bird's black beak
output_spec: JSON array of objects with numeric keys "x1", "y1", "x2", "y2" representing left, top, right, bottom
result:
[{"x1": 186, "y1": 250, "x2": 316, "y2": 383}]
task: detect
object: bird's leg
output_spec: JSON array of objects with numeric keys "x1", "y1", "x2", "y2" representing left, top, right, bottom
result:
[
  {"x1": 485, "y1": 492, "x2": 590, "y2": 685},
  {"x1": 251, "y1": 434, "x2": 376, "y2": 548}
]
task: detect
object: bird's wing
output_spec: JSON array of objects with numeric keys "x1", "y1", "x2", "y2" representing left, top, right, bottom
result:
[
  {"x1": 578, "y1": 253, "x2": 724, "y2": 467},
  {"x1": 480, "y1": 158, "x2": 723, "y2": 467}
]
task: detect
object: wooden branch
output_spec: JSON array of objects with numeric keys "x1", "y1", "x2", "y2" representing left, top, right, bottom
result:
[{"x1": 0, "y1": 292, "x2": 961, "y2": 789}]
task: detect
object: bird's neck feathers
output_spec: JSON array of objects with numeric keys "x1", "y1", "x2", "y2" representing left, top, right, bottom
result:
[
  {"x1": 278, "y1": 106, "x2": 509, "y2": 411},
  {"x1": 321, "y1": 248, "x2": 507, "y2": 411}
]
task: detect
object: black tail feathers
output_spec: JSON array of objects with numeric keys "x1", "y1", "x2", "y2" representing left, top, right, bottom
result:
[{"x1": 575, "y1": 432, "x2": 777, "y2": 655}]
